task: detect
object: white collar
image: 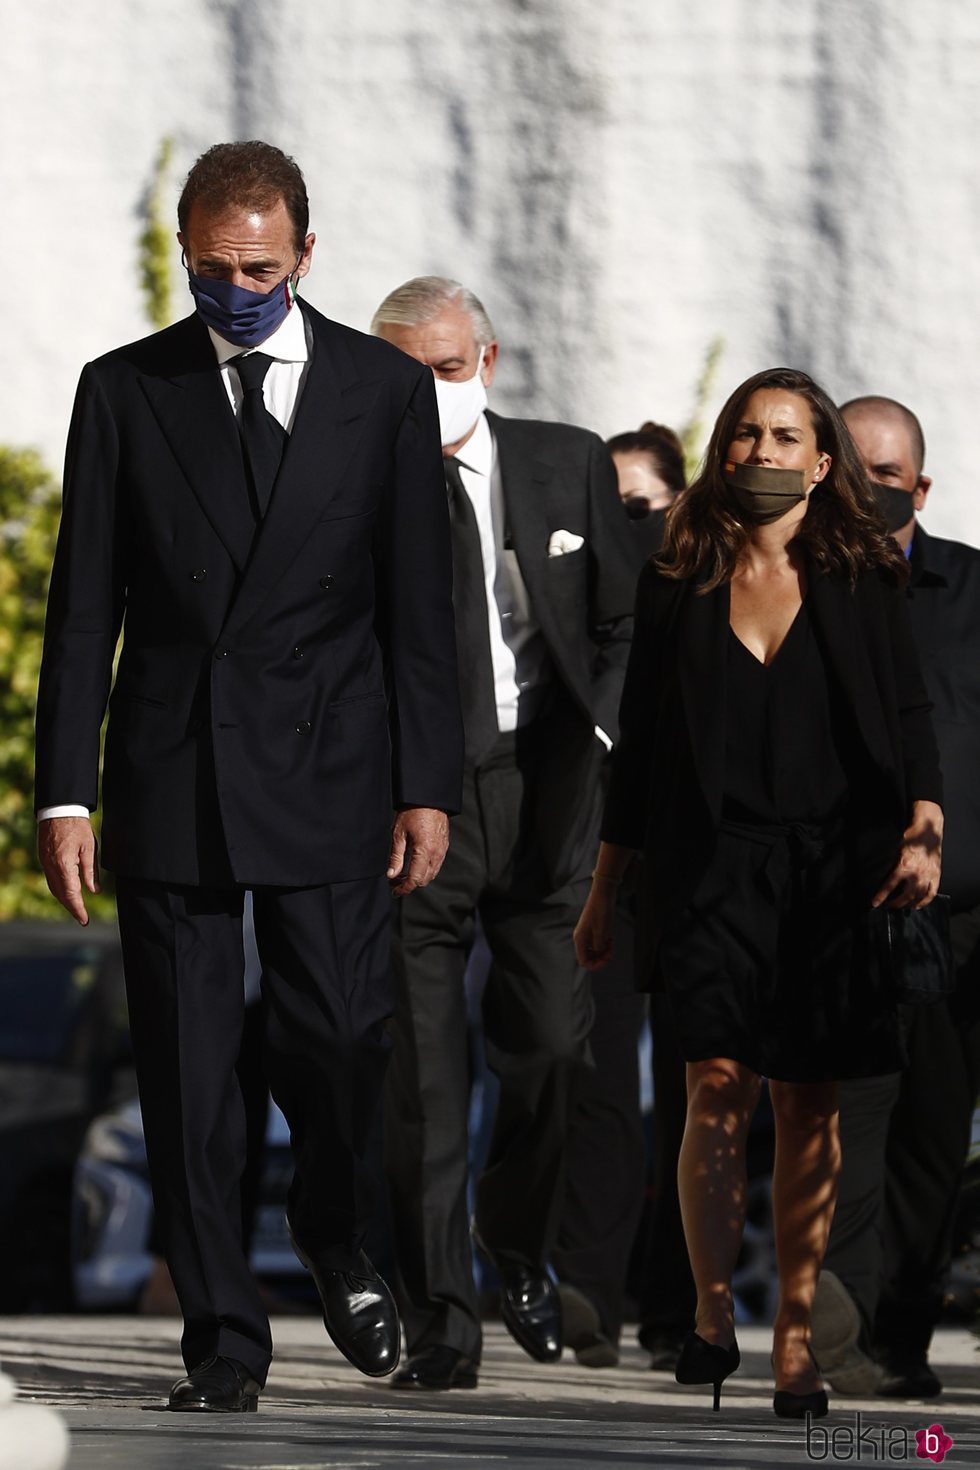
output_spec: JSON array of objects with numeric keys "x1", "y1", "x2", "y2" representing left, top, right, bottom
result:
[
  {"x1": 207, "y1": 296, "x2": 311, "y2": 366},
  {"x1": 454, "y1": 411, "x2": 493, "y2": 477}
]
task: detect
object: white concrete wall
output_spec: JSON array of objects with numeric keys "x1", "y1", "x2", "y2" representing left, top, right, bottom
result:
[{"x1": 3, "y1": 0, "x2": 979, "y2": 540}]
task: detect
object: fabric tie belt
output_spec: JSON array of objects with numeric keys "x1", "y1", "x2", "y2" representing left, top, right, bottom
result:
[{"x1": 718, "y1": 815, "x2": 844, "y2": 900}]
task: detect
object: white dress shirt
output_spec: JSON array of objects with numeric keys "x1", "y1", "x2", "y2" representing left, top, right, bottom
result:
[
  {"x1": 455, "y1": 413, "x2": 552, "y2": 732},
  {"x1": 38, "y1": 302, "x2": 313, "y2": 820},
  {"x1": 209, "y1": 297, "x2": 311, "y2": 431}
]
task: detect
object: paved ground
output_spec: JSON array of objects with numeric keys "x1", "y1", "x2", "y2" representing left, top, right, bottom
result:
[{"x1": 1, "y1": 1316, "x2": 977, "y2": 1469}]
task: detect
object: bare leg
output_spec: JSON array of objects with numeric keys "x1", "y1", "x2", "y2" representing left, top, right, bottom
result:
[
  {"x1": 677, "y1": 1058, "x2": 762, "y2": 1346},
  {"x1": 769, "y1": 1079, "x2": 840, "y2": 1392}
]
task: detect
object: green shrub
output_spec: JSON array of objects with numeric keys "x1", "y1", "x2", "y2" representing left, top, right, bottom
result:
[{"x1": 0, "y1": 448, "x2": 114, "y2": 919}]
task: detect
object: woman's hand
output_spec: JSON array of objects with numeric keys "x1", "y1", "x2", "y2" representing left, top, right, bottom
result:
[
  {"x1": 872, "y1": 799, "x2": 944, "y2": 910},
  {"x1": 574, "y1": 881, "x2": 618, "y2": 970}
]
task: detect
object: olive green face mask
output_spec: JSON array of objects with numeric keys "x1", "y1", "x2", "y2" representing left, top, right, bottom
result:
[{"x1": 723, "y1": 460, "x2": 808, "y2": 524}]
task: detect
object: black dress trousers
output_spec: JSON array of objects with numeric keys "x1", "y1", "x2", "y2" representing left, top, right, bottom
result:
[
  {"x1": 635, "y1": 989, "x2": 698, "y2": 1342},
  {"x1": 115, "y1": 872, "x2": 393, "y2": 1384},
  {"x1": 551, "y1": 887, "x2": 647, "y2": 1344},
  {"x1": 384, "y1": 728, "x2": 593, "y2": 1361},
  {"x1": 821, "y1": 1070, "x2": 902, "y2": 1341},
  {"x1": 825, "y1": 904, "x2": 980, "y2": 1356},
  {"x1": 874, "y1": 1004, "x2": 980, "y2": 1358}
]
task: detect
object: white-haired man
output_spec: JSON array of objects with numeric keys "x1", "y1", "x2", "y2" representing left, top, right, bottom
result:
[{"x1": 373, "y1": 277, "x2": 637, "y2": 1389}]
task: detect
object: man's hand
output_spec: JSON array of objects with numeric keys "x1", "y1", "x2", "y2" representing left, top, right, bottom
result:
[
  {"x1": 38, "y1": 816, "x2": 100, "y2": 925},
  {"x1": 872, "y1": 799, "x2": 944, "y2": 910},
  {"x1": 387, "y1": 807, "x2": 450, "y2": 896}
]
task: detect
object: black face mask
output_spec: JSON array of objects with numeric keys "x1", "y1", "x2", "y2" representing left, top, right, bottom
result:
[
  {"x1": 870, "y1": 481, "x2": 916, "y2": 534},
  {"x1": 624, "y1": 496, "x2": 653, "y2": 520}
]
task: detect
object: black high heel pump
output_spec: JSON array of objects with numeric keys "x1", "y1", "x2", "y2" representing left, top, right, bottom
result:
[
  {"x1": 675, "y1": 1332, "x2": 741, "y2": 1412},
  {"x1": 772, "y1": 1346, "x2": 829, "y2": 1420}
]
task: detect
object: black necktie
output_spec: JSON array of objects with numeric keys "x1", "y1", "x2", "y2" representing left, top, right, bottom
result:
[
  {"x1": 445, "y1": 457, "x2": 499, "y2": 765},
  {"x1": 235, "y1": 352, "x2": 288, "y2": 519}
]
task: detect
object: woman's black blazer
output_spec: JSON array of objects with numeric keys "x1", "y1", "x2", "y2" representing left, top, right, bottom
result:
[{"x1": 602, "y1": 553, "x2": 943, "y2": 959}]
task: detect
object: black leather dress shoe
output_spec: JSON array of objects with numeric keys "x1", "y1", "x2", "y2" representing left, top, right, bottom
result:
[
  {"x1": 472, "y1": 1227, "x2": 561, "y2": 1363},
  {"x1": 292, "y1": 1237, "x2": 400, "y2": 1377},
  {"x1": 500, "y1": 1264, "x2": 562, "y2": 1362},
  {"x1": 641, "y1": 1330, "x2": 686, "y2": 1373},
  {"x1": 558, "y1": 1283, "x2": 619, "y2": 1367},
  {"x1": 391, "y1": 1346, "x2": 479, "y2": 1391},
  {"x1": 877, "y1": 1357, "x2": 943, "y2": 1399},
  {"x1": 168, "y1": 1356, "x2": 261, "y2": 1412}
]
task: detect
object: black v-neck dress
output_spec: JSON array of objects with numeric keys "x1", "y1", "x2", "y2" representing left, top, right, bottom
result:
[{"x1": 656, "y1": 601, "x2": 906, "y2": 1082}]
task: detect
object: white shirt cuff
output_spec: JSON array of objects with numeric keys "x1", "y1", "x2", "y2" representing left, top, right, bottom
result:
[
  {"x1": 594, "y1": 726, "x2": 613, "y2": 753},
  {"x1": 37, "y1": 805, "x2": 91, "y2": 821}
]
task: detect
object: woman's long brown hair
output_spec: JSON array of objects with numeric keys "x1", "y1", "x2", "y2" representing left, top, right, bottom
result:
[{"x1": 657, "y1": 367, "x2": 908, "y2": 591}]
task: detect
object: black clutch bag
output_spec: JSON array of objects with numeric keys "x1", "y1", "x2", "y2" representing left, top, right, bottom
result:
[{"x1": 870, "y1": 894, "x2": 954, "y2": 1004}]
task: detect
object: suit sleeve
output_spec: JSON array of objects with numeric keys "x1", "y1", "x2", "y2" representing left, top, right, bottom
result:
[
  {"x1": 585, "y1": 433, "x2": 638, "y2": 742},
  {"x1": 376, "y1": 365, "x2": 464, "y2": 813},
  {"x1": 882, "y1": 574, "x2": 944, "y2": 809},
  {"x1": 600, "y1": 561, "x2": 661, "y2": 848},
  {"x1": 35, "y1": 364, "x2": 126, "y2": 813}
]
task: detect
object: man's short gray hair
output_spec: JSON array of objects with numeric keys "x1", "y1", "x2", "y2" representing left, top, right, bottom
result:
[{"x1": 370, "y1": 276, "x2": 496, "y2": 344}]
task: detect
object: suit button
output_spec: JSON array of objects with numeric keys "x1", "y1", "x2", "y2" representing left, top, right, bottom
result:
[
  {"x1": 190, "y1": 568, "x2": 207, "y2": 582},
  {"x1": 292, "y1": 645, "x2": 304, "y2": 660},
  {"x1": 215, "y1": 647, "x2": 229, "y2": 659},
  {"x1": 319, "y1": 575, "x2": 334, "y2": 590},
  {"x1": 295, "y1": 720, "x2": 311, "y2": 734}
]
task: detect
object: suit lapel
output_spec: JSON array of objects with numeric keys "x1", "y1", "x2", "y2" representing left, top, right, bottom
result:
[
  {"x1": 675, "y1": 577, "x2": 728, "y2": 823},
  {"x1": 488, "y1": 413, "x2": 574, "y2": 673},
  {"x1": 806, "y1": 561, "x2": 896, "y2": 776},
  {"x1": 491, "y1": 420, "x2": 551, "y2": 590},
  {"x1": 138, "y1": 319, "x2": 255, "y2": 573},
  {"x1": 222, "y1": 306, "x2": 381, "y2": 639}
]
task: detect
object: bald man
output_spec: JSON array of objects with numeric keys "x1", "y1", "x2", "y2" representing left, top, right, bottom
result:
[
  {"x1": 811, "y1": 396, "x2": 980, "y2": 1400},
  {"x1": 839, "y1": 396, "x2": 931, "y2": 551}
]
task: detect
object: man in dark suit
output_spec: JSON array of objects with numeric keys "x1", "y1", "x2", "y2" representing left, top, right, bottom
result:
[
  {"x1": 35, "y1": 143, "x2": 463, "y2": 1411},
  {"x1": 812, "y1": 395, "x2": 980, "y2": 1399},
  {"x1": 371, "y1": 276, "x2": 637, "y2": 1390}
]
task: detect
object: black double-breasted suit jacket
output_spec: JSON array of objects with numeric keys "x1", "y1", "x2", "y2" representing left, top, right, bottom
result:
[
  {"x1": 35, "y1": 302, "x2": 464, "y2": 886},
  {"x1": 602, "y1": 554, "x2": 944, "y2": 971}
]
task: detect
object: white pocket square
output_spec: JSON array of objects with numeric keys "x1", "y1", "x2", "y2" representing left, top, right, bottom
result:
[{"x1": 548, "y1": 529, "x2": 585, "y2": 557}]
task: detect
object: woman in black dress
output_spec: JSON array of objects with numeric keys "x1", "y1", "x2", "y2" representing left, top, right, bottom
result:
[{"x1": 574, "y1": 368, "x2": 943, "y2": 1417}]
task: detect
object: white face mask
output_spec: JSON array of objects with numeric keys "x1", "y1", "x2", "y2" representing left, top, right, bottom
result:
[{"x1": 433, "y1": 347, "x2": 487, "y2": 447}]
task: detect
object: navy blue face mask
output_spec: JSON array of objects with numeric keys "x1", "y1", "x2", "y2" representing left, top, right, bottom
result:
[{"x1": 185, "y1": 257, "x2": 301, "y2": 348}]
